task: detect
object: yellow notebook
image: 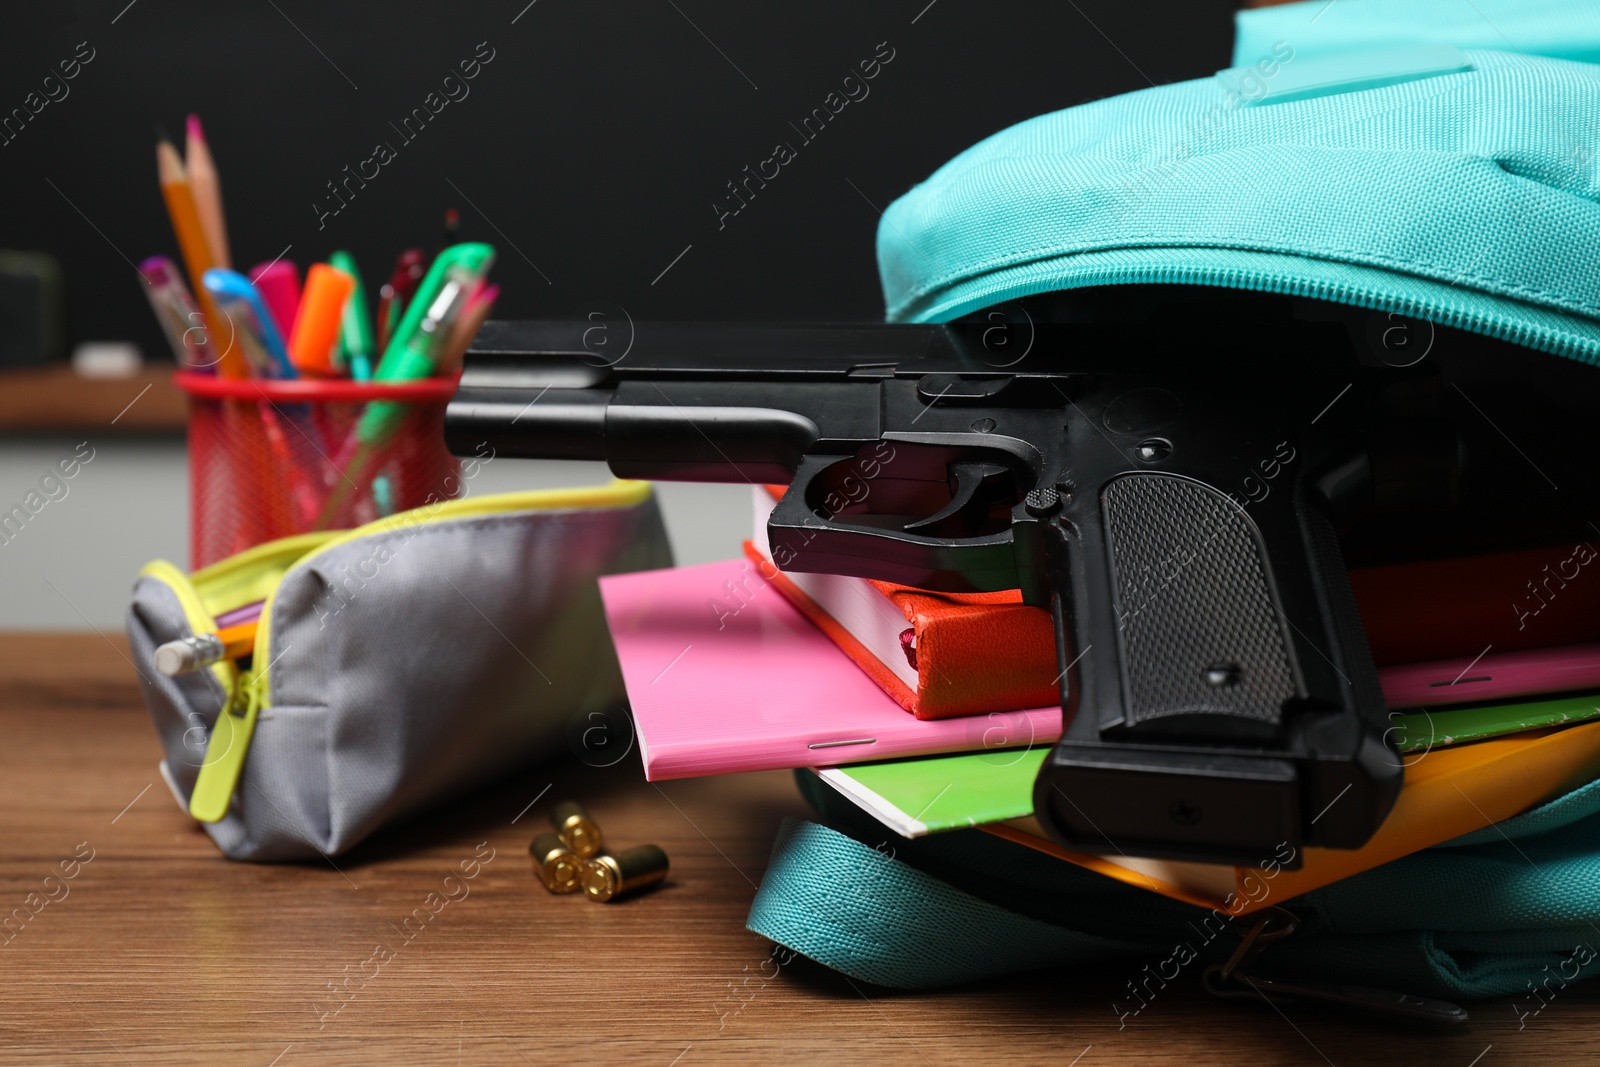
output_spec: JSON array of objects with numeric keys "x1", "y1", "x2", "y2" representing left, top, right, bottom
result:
[{"x1": 987, "y1": 720, "x2": 1600, "y2": 915}]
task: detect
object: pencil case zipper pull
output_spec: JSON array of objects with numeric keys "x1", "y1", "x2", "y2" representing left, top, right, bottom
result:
[
  {"x1": 189, "y1": 669, "x2": 263, "y2": 823},
  {"x1": 1201, "y1": 907, "x2": 1468, "y2": 1025}
]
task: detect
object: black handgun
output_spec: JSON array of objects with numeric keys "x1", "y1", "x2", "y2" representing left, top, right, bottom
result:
[{"x1": 446, "y1": 317, "x2": 1430, "y2": 866}]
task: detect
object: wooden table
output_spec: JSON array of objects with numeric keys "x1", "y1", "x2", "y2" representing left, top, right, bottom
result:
[
  {"x1": 0, "y1": 365, "x2": 186, "y2": 434},
  {"x1": 3, "y1": 634, "x2": 1593, "y2": 1065}
]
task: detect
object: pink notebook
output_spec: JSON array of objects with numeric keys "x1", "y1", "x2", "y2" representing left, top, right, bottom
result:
[
  {"x1": 1380, "y1": 641, "x2": 1600, "y2": 708},
  {"x1": 599, "y1": 560, "x2": 1063, "y2": 780}
]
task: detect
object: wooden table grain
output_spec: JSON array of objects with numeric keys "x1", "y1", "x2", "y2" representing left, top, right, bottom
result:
[
  {"x1": 0, "y1": 366, "x2": 186, "y2": 434},
  {"x1": 2, "y1": 633, "x2": 1593, "y2": 1065}
]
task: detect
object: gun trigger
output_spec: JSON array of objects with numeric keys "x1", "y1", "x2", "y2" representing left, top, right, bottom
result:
[{"x1": 904, "y1": 461, "x2": 1013, "y2": 538}]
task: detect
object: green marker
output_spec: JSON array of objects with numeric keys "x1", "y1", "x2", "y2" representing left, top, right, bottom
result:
[
  {"x1": 357, "y1": 241, "x2": 493, "y2": 446},
  {"x1": 329, "y1": 250, "x2": 376, "y2": 380},
  {"x1": 375, "y1": 244, "x2": 493, "y2": 382},
  {"x1": 315, "y1": 242, "x2": 495, "y2": 530}
]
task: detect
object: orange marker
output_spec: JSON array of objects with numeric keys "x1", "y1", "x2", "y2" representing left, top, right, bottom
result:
[
  {"x1": 289, "y1": 264, "x2": 356, "y2": 376},
  {"x1": 157, "y1": 132, "x2": 248, "y2": 379}
]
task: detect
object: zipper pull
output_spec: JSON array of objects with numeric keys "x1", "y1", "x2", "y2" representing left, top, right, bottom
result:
[
  {"x1": 1202, "y1": 907, "x2": 1468, "y2": 1025},
  {"x1": 189, "y1": 670, "x2": 262, "y2": 823},
  {"x1": 1208, "y1": 970, "x2": 1470, "y2": 1024}
]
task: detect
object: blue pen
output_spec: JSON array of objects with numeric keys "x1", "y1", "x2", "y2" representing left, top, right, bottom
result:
[
  {"x1": 203, "y1": 268, "x2": 298, "y2": 379},
  {"x1": 202, "y1": 268, "x2": 327, "y2": 516}
]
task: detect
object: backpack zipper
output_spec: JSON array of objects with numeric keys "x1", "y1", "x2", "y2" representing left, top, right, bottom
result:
[
  {"x1": 905, "y1": 259, "x2": 1599, "y2": 364},
  {"x1": 1203, "y1": 906, "x2": 1469, "y2": 1024}
]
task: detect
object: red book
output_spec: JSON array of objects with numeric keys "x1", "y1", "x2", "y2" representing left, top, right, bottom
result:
[
  {"x1": 1351, "y1": 541, "x2": 1600, "y2": 665},
  {"x1": 748, "y1": 488, "x2": 1057, "y2": 720},
  {"x1": 750, "y1": 487, "x2": 1600, "y2": 718}
]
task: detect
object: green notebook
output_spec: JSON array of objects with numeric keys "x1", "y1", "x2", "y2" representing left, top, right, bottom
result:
[
  {"x1": 1389, "y1": 691, "x2": 1600, "y2": 752},
  {"x1": 813, "y1": 748, "x2": 1046, "y2": 837},
  {"x1": 818, "y1": 691, "x2": 1600, "y2": 838}
]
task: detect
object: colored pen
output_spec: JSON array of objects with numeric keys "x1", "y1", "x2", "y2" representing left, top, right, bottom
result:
[
  {"x1": 184, "y1": 113, "x2": 231, "y2": 269},
  {"x1": 203, "y1": 269, "x2": 324, "y2": 523},
  {"x1": 289, "y1": 263, "x2": 356, "y2": 377},
  {"x1": 437, "y1": 281, "x2": 498, "y2": 377},
  {"x1": 371, "y1": 472, "x2": 396, "y2": 518},
  {"x1": 137, "y1": 255, "x2": 213, "y2": 372},
  {"x1": 316, "y1": 243, "x2": 494, "y2": 528},
  {"x1": 157, "y1": 130, "x2": 248, "y2": 379},
  {"x1": 370, "y1": 243, "x2": 493, "y2": 394},
  {"x1": 204, "y1": 269, "x2": 297, "y2": 379},
  {"x1": 154, "y1": 622, "x2": 257, "y2": 676},
  {"x1": 329, "y1": 250, "x2": 376, "y2": 380},
  {"x1": 249, "y1": 260, "x2": 301, "y2": 340},
  {"x1": 320, "y1": 276, "x2": 468, "y2": 523},
  {"x1": 214, "y1": 600, "x2": 264, "y2": 628},
  {"x1": 375, "y1": 249, "x2": 425, "y2": 353}
]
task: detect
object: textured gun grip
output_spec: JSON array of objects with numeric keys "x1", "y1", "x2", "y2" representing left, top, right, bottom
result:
[
  {"x1": 1299, "y1": 496, "x2": 1388, "y2": 733},
  {"x1": 1102, "y1": 474, "x2": 1296, "y2": 729}
]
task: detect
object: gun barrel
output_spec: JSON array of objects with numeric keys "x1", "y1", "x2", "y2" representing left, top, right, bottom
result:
[
  {"x1": 446, "y1": 382, "x2": 838, "y2": 483},
  {"x1": 444, "y1": 387, "x2": 611, "y2": 461},
  {"x1": 606, "y1": 401, "x2": 822, "y2": 483}
]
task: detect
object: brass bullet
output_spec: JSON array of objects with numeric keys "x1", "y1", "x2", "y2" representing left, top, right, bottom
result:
[
  {"x1": 530, "y1": 832, "x2": 583, "y2": 894},
  {"x1": 551, "y1": 799, "x2": 603, "y2": 858},
  {"x1": 581, "y1": 844, "x2": 669, "y2": 903}
]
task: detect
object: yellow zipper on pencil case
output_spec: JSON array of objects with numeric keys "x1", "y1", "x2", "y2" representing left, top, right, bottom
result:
[
  {"x1": 138, "y1": 534, "x2": 333, "y2": 820},
  {"x1": 184, "y1": 480, "x2": 654, "y2": 823},
  {"x1": 138, "y1": 560, "x2": 241, "y2": 699},
  {"x1": 136, "y1": 532, "x2": 336, "y2": 690}
]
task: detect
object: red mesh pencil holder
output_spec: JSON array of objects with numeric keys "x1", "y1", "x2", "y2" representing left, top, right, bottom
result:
[{"x1": 177, "y1": 373, "x2": 463, "y2": 569}]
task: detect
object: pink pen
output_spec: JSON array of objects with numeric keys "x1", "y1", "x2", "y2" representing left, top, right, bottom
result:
[
  {"x1": 214, "y1": 600, "x2": 264, "y2": 628},
  {"x1": 249, "y1": 259, "x2": 301, "y2": 339},
  {"x1": 138, "y1": 255, "x2": 215, "y2": 372}
]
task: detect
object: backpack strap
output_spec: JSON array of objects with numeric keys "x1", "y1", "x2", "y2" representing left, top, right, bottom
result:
[{"x1": 746, "y1": 818, "x2": 1153, "y2": 988}]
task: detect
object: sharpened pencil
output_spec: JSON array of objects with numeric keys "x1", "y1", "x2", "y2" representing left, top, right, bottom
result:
[
  {"x1": 158, "y1": 131, "x2": 249, "y2": 379},
  {"x1": 185, "y1": 113, "x2": 231, "y2": 269}
]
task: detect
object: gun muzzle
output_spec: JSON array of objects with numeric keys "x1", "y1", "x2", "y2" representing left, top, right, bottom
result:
[{"x1": 445, "y1": 387, "x2": 612, "y2": 461}]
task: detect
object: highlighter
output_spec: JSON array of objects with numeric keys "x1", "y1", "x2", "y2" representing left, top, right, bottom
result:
[
  {"x1": 203, "y1": 269, "x2": 297, "y2": 379},
  {"x1": 314, "y1": 243, "x2": 494, "y2": 530},
  {"x1": 353, "y1": 264, "x2": 479, "y2": 448},
  {"x1": 249, "y1": 260, "x2": 301, "y2": 339},
  {"x1": 289, "y1": 263, "x2": 356, "y2": 377},
  {"x1": 329, "y1": 250, "x2": 376, "y2": 380}
]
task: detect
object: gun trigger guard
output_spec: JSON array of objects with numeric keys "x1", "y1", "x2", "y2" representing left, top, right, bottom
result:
[{"x1": 767, "y1": 454, "x2": 1020, "y2": 594}]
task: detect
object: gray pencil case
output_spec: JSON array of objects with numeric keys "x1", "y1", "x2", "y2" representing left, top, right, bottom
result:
[{"x1": 125, "y1": 480, "x2": 671, "y2": 861}]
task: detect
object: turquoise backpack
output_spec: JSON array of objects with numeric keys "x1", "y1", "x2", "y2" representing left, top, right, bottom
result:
[{"x1": 747, "y1": 0, "x2": 1600, "y2": 1012}]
